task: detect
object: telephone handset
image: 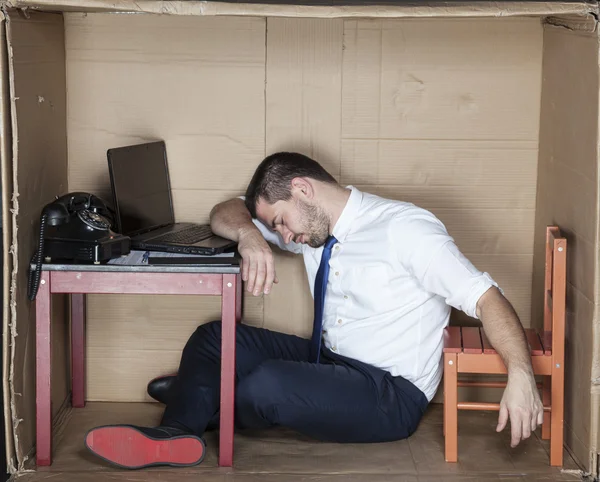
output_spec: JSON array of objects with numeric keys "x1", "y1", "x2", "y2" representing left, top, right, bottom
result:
[
  {"x1": 44, "y1": 192, "x2": 114, "y2": 229},
  {"x1": 28, "y1": 192, "x2": 131, "y2": 300}
]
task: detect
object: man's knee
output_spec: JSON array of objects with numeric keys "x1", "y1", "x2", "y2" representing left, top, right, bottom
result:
[
  {"x1": 195, "y1": 319, "x2": 222, "y2": 338},
  {"x1": 181, "y1": 320, "x2": 222, "y2": 359},
  {"x1": 189, "y1": 320, "x2": 222, "y2": 345},
  {"x1": 193, "y1": 319, "x2": 252, "y2": 341}
]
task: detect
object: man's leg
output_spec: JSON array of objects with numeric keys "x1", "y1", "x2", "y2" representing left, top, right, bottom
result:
[
  {"x1": 85, "y1": 320, "x2": 311, "y2": 469},
  {"x1": 161, "y1": 320, "x2": 310, "y2": 434},
  {"x1": 235, "y1": 353, "x2": 429, "y2": 443}
]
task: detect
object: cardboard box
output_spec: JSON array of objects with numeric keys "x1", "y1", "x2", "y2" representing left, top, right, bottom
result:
[{"x1": 1, "y1": 0, "x2": 600, "y2": 479}]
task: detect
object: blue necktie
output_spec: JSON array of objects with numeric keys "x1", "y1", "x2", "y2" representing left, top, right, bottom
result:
[{"x1": 309, "y1": 235, "x2": 338, "y2": 363}]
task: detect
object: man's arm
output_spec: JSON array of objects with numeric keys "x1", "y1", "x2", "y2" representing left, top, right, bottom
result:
[
  {"x1": 209, "y1": 198, "x2": 255, "y2": 242},
  {"x1": 209, "y1": 198, "x2": 277, "y2": 296},
  {"x1": 391, "y1": 209, "x2": 543, "y2": 447},
  {"x1": 476, "y1": 287, "x2": 544, "y2": 447}
]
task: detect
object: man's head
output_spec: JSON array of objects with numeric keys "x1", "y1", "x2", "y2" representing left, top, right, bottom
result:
[{"x1": 244, "y1": 152, "x2": 339, "y2": 248}]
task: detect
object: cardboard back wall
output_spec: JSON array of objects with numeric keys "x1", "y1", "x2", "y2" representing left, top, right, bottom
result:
[{"x1": 64, "y1": 13, "x2": 542, "y2": 402}]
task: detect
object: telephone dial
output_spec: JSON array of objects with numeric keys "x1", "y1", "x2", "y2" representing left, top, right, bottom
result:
[{"x1": 28, "y1": 192, "x2": 131, "y2": 300}]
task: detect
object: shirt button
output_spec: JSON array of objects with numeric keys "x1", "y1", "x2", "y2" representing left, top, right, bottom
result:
[
  {"x1": 337, "y1": 319, "x2": 342, "y2": 324},
  {"x1": 335, "y1": 245, "x2": 340, "y2": 250},
  {"x1": 335, "y1": 271, "x2": 339, "y2": 276},
  {"x1": 332, "y1": 346, "x2": 337, "y2": 351},
  {"x1": 344, "y1": 295, "x2": 348, "y2": 300}
]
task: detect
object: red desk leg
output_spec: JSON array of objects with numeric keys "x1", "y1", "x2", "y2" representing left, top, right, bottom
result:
[
  {"x1": 219, "y1": 274, "x2": 238, "y2": 466},
  {"x1": 71, "y1": 293, "x2": 86, "y2": 408},
  {"x1": 36, "y1": 272, "x2": 52, "y2": 466}
]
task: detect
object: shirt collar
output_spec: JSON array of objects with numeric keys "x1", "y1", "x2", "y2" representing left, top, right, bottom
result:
[{"x1": 331, "y1": 185, "x2": 362, "y2": 243}]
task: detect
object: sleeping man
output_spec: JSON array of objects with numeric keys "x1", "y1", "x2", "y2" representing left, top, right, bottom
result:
[{"x1": 84, "y1": 152, "x2": 543, "y2": 469}]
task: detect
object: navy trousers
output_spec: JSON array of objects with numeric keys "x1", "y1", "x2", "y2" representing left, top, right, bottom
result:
[{"x1": 161, "y1": 320, "x2": 429, "y2": 443}]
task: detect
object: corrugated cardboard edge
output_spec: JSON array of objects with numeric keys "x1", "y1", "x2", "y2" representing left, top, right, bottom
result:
[
  {"x1": 544, "y1": 13, "x2": 599, "y2": 31},
  {"x1": 3, "y1": 8, "x2": 21, "y2": 473},
  {"x1": 0, "y1": 7, "x2": 15, "y2": 476},
  {"x1": 3, "y1": 0, "x2": 599, "y2": 18}
]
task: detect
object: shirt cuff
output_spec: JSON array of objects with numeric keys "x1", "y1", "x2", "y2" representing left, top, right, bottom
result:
[{"x1": 463, "y1": 272, "x2": 500, "y2": 319}]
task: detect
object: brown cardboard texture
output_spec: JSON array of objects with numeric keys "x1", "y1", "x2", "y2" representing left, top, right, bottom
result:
[
  {"x1": 5, "y1": 0, "x2": 600, "y2": 18},
  {"x1": 0, "y1": 10, "x2": 14, "y2": 473},
  {"x1": 2, "y1": 2, "x2": 600, "y2": 480},
  {"x1": 64, "y1": 13, "x2": 542, "y2": 401},
  {"x1": 5, "y1": 9, "x2": 69, "y2": 471},
  {"x1": 534, "y1": 23, "x2": 600, "y2": 473}
]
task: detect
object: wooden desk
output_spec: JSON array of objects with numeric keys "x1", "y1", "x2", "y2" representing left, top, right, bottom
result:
[{"x1": 34, "y1": 262, "x2": 242, "y2": 467}]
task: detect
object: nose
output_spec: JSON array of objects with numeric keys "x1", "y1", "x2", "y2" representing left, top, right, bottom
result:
[{"x1": 281, "y1": 227, "x2": 294, "y2": 244}]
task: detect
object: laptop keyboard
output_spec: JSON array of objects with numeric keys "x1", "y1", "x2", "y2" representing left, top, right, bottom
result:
[{"x1": 151, "y1": 225, "x2": 213, "y2": 244}]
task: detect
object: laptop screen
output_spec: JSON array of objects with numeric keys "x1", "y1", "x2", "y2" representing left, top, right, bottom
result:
[{"x1": 107, "y1": 141, "x2": 175, "y2": 236}]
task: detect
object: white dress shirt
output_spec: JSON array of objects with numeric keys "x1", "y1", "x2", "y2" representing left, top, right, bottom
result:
[{"x1": 249, "y1": 186, "x2": 498, "y2": 401}]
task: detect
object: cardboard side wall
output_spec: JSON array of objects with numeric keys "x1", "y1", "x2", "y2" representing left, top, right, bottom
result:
[
  {"x1": 533, "y1": 23, "x2": 600, "y2": 472},
  {"x1": 6, "y1": 11, "x2": 69, "y2": 468},
  {"x1": 0, "y1": 12, "x2": 16, "y2": 472},
  {"x1": 64, "y1": 13, "x2": 543, "y2": 403}
]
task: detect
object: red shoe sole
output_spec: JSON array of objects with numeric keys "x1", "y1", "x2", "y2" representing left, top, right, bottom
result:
[{"x1": 85, "y1": 425, "x2": 205, "y2": 469}]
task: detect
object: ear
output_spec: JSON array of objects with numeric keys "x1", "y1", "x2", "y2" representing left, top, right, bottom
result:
[{"x1": 290, "y1": 177, "x2": 315, "y2": 200}]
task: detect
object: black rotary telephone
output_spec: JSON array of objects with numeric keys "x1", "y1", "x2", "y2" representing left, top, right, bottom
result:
[{"x1": 27, "y1": 192, "x2": 131, "y2": 300}]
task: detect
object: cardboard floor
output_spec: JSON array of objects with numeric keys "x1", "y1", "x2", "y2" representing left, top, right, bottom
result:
[{"x1": 11, "y1": 402, "x2": 586, "y2": 481}]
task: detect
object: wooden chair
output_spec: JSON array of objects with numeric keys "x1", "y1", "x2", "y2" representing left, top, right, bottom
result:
[{"x1": 443, "y1": 225, "x2": 566, "y2": 466}]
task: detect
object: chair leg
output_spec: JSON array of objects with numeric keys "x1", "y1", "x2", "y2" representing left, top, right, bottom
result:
[
  {"x1": 542, "y1": 376, "x2": 551, "y2": 440},
  {"x1": 550, "y1": 370, "x2": 564, "y2": 466},
  {"x1": 444, "y1": 353, "x2": 458, "y2": 462}
]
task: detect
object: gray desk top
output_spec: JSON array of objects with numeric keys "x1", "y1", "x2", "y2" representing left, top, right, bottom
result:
[{"x1": 31, "y1": 262, "x2": 241, "y2": 274}]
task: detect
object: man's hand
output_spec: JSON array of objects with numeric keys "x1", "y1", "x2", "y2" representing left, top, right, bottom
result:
[
  {"x1": 209, "y1": 198, "x2": 278, "y2": 297},
  {"x1": 497, "y1": 370, "x2": 544, "y2": 447},
  {"x1": 238, "y1": 228, "x2": 278, "y2": 296},
  {"x1": 476, "y1": 287, "x2": 544, "y2": 448}
]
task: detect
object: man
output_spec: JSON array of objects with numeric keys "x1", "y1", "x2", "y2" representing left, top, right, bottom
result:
[{"x1": 85, "y1": 152, "x2": 543, "y2": 469}]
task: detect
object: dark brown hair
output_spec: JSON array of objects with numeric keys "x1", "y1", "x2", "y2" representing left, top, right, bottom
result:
[{"x1": 244, "y1": 152, "x2": 337, "y2": 218}]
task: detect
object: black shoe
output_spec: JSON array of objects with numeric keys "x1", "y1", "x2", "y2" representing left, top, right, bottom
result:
[
  {"x1": 147, "y1": 374, "x2": 220, "y2": 431},
  {"x1": 147, "y1": 374, "x2": 177, "y2": 405},
  {"x1": 84, "y1": 424, "x2": 205, "y2": 469}
]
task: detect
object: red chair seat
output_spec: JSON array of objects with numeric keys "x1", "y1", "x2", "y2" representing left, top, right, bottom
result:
[{"x1": 443, "y1": 326, "x2": 552, "y2": 356}]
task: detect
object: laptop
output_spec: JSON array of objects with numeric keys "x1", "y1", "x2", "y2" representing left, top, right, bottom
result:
[{"x1": 107, "y1": 141, "x2": 237, "y2": 255}]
